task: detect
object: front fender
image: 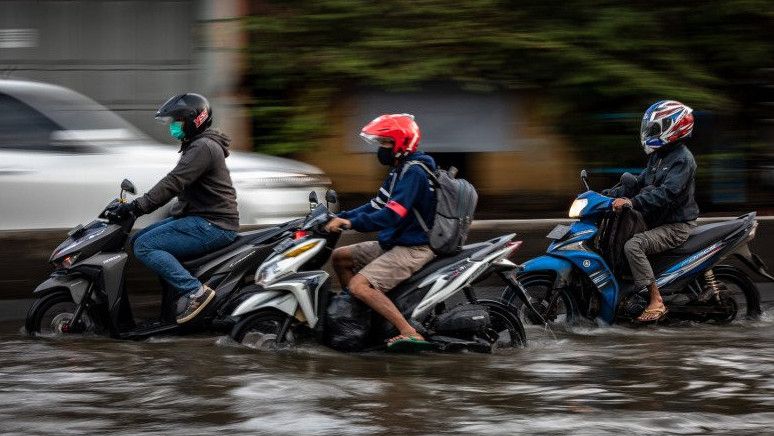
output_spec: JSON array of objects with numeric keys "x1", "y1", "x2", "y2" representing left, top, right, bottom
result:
[
  {"x1": 33, "y1": 275, "x2": 90, "y2": 304},
  {"x1": 231, "y1": 289, "x2": 298, "y2": 318},
  {"x1": 521, "y1": 255, "x2": 574, "y2": 288},
  {"x1": 232, "y1": 272, "x2": 329, "y2": 328}
]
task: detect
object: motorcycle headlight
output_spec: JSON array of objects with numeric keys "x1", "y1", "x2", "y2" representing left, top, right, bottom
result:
[
  {"x1": 568, "y1": 198, "x2": 588, "y2": 218},
  {"x1": 54, "y1": 252, "x2": 80, "y2": 270},
  {"x1": 255, "y1": 259, "x2": 284, "y2": 287},
  {"x1": 255, "y1": 240, "x2": 324, "y2": 287}
]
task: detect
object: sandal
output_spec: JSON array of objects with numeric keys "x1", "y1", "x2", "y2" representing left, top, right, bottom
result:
[
  {"x1": 386, "y1": 334, "x2": 434, "y2": 353},
  {"x1": 636, "y1": 306, "x2": 669, "y2": 323}
]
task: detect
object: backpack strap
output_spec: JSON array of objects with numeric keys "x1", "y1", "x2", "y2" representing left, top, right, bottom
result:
[
  {"x1": 398, "y1": 160, "x2": 435, "y2": 233},
  {"x1": 400, "y1": 160, "x2": 439, "y2": 186},
  {"x1": 413, "y1": 208, "x2": 430, "y2": 232}
]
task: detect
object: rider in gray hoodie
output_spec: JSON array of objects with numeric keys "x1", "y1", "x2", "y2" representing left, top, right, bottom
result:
[{"x1": 109, "y1": 93, "x2": 239, "y2": 324}]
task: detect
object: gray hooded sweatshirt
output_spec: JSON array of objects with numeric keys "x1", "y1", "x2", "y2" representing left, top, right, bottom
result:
[{"x1": 135, "y1": 129, "x2": 240, "y2": 231}]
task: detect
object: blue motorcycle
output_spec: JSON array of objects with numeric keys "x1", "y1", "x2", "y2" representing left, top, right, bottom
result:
[{"x1": 509, "y1": 170, "x2": 771, "y2": 326}]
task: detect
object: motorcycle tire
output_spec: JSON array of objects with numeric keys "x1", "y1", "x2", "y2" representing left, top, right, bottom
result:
[
  {"x1": 710, "y1": 265, "x2": 762, "y2": 320},
  {"x1": 230, "y1": 309, "x2": 293, "y2": 350},
  {"x1": 25, "y1": 290, "x2": 99, "y2": 336},
  {"x1": 504, "y1": 272, "x2": 580, "y2": 325},
  {"x1": 475, "y1": 299, "x2": 527, "y2": 349}
]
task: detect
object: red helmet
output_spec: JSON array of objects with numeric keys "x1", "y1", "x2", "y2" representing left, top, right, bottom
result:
[{"x1": 360, "y1": 113, "x2": 421, "y2": 158}]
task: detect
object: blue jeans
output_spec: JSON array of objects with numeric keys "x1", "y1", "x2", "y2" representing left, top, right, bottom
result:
[{"x1": 132, "y1": 216, "x2": 238, "y2": 296}]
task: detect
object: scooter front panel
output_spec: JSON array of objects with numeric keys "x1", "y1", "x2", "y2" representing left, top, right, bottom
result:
[
  {"x1": 78, "y1": 252, "x2": 128, "y2": 310},
  {"x1": 548, "y1": 221, "x2": 598, "y2": 252}
]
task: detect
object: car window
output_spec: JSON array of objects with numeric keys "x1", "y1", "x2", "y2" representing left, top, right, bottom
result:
[
  {"x1": 0, "y1": 93, "x2": 60, "y2": 150},
  {"x1": 21, "y1": 87, "x2": 147, "y2": 141}
]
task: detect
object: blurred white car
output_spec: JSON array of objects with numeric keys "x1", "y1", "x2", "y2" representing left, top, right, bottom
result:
[{"x1": 0, "y1": 79, "x2": 331, "y2": 230}]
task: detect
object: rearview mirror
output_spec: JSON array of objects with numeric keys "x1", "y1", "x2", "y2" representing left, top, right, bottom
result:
[
  {"x1": 580, "y1": 169, "x2": 590, "y2": 191},
  {"x1": 308, "y1": 191, "x2": 319, "y2": 209},
  {"x1": 121, "y1": 179, "x2": 136, "y2": 195},
  {"x1": 325, "y1": 189, "x2": 338, "y2": 205}
]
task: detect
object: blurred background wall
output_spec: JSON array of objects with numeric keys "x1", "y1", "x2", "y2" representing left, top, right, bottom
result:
[
  {"x1": 0, "y1": 0, "x2": 250, "y2": 149},
  {"x1": 1, "y1": 0, "x2": 772, "y2": 217}
]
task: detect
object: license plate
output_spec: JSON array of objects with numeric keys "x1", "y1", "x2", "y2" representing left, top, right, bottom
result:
[{"x1": 546, "y1": 224, "x2": 570, "y2": 240}]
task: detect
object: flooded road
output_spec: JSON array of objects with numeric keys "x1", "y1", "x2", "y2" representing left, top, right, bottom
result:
[{"x1": 2, "y1": 293, "x2": 774, "y2": 435}]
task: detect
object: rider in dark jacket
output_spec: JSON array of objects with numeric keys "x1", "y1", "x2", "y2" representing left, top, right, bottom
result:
[
  {"x1": 606, "y1": 100, "x2": 699, "y2": 322},
  {"x1": 607, "y1": 141, "x2": 699, "y2": 228}
]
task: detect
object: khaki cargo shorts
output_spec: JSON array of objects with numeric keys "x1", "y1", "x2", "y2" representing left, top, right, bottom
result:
[{"x1": 349, "y1": 241, "x2": 435, "y2": 292}]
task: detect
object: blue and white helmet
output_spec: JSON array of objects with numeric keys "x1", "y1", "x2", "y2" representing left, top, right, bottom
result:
[{"x1": 640, "y1": 100, "x2": 694, "y2": 154}]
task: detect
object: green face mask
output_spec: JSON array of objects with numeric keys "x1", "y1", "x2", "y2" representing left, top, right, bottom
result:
[{"x1": 169, "y1": 121, "x2": 185, "y2": 140}]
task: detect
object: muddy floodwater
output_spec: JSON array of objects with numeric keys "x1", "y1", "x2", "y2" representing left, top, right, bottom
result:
[{"x1": 1, "y1": 295, "x2": 774, "y2": 435}]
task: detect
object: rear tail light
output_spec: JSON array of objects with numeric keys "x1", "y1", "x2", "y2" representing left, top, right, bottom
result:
[
  {"x1": 506, "y1": 241, "x2": 523, "y2": 259},
  {"x1": 293, "y1": 230, "x2": 309, "y2": 240},
  {"x1": 748, "y1": 221, "x2": 758, "y2": 241}
]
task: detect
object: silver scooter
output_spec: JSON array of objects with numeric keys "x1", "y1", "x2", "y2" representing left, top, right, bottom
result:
[{"x1": 228, "y1": 190, "x2": 533, "y2": 353}]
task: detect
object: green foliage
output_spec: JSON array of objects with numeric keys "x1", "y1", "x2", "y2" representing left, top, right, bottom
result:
[{"x1": 244, "y1": 0, "x2": 773, "y2": 156}]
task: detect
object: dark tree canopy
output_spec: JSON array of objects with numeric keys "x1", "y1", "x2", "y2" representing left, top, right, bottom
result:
[{"x1": 244, "y1": 0, "x2": 773, "y2": 156}]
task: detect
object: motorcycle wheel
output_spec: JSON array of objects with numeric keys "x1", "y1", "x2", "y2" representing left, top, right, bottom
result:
[
  {"x1": 230, "y1": 309, "x2": 294, "y2": 350},
  {"x1": 502, "y1": 272, "x2": 579, "y2": 325},
  {"x1": 709, "y1": 265, "x2": 761, "y2": 321},
  {"x1": 25, "y1": 290, "x2": 96, "y2": 336},
  {"x1": 475, "y1": 299, "x2": 527, "y2": 349}
]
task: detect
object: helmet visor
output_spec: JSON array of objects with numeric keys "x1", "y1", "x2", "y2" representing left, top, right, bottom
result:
[
  {"x1": 155, "y1": 115, "x2": 175, "y2": 125},
  {"x1": 641, "y1": 116, "x2": 675, "y2": 144},
  {"x1": 359, "y1": 133, "x2": 394, "y2": 148},
  {"x1": 641, "y1": 118, "x2": 663, "y2": 144}
]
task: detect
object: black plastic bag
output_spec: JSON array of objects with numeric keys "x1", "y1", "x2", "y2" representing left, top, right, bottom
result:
[{"x1": 324, "y1": 290, "x2": 372, "y2": 352}]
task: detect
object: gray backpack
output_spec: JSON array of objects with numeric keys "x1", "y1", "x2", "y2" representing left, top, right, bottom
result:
[{"x1": 401, "y1": 161, "x2": 478, "y2": 255}]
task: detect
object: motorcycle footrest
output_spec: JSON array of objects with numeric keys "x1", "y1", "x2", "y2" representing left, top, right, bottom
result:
[
  {"x1": 119, "y1": 321, "x2": 179, "y2": 340},
  {"x1": 428, "y1": 335, "x2": 492, "y2": 353}
]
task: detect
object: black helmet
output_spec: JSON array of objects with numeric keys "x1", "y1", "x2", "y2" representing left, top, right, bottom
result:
[{"x1": 155, "y1": 93, "x2": 213, "y2": 140}]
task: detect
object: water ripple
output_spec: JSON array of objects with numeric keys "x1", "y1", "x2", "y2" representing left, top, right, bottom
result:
[{"x1": 0, "y1": 313, "x2": 772, "y2": 434}]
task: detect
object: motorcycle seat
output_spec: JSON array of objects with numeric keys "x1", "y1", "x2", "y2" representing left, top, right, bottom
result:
[
  {"x1": 180, "y1": 226, "x2": 284, "y2": 270},
  {"x1": 666, "y1": 219, "x2": 746, "y2": 256}
]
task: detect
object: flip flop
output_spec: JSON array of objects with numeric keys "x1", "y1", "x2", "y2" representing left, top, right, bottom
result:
[
  {"x1": 636, "y1": 307, "x2": 669, "y2": 323},
  {"x1": 386, "y1": 336, "x2": 435, "y2": 353}
]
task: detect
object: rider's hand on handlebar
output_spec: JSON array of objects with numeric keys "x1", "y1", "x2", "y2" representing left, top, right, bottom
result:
[
  {"x1": 324, "y1": 217, "x2": 351, "y2": 233},
  {"x1": 612, "y1": 198, "x2": 633, "y2": 213},
  {"x1": 107, "y1": 200, "x2": 138, "y2": 220}
]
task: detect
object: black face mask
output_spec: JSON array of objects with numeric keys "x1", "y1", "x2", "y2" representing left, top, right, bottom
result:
[{"x1": 377, "y1": 147, "x2": 394, "y2": 166}]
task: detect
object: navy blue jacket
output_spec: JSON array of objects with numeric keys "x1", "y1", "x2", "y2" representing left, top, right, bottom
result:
[
  {"x1": 339, "y1": 152, "x2": 437, "y2": 249},
  {"x1": 606, "y1": 142, "x2": 699, "y2": 227}
]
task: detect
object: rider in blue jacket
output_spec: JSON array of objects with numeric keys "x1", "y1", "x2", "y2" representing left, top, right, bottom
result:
[{"x1": 325, "y1": 114, "x2": 437, "y2": 349}]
